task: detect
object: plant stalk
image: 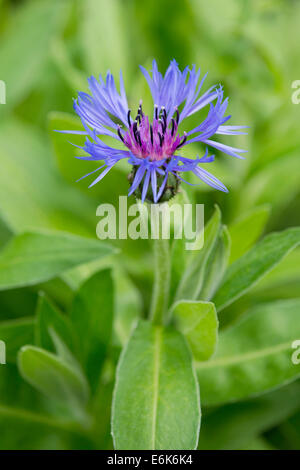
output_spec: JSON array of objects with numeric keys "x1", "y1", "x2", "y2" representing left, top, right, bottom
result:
[{"x1": 149, "y1": 236, "x2": 170, "y2": 325}]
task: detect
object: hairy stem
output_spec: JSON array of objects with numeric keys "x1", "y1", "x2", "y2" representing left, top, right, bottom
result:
[{"x1": 150, "y1": 237, "x2": 170, "y2": 325}]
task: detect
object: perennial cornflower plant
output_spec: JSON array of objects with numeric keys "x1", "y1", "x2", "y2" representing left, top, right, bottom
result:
[
  {"x1": 1, "y1": 1, "x2": 300, "y2": 453},
  {"x1": 63, "y1": 60, "x2": 247, "y2": 202},
  {"x1": 59, "y1": 59, "x2": 251, "y2": 450}
]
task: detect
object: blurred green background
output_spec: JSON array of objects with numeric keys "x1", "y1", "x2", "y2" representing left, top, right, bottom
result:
[{"x1": 0, "y1": 0, "x2": 300, "y2": 450}]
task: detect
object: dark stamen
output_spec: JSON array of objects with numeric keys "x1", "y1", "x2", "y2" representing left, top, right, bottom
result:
[
  {"x1": 171, "y1": 118, "x2": 176, "y2": 136},
  {"x1": 127, "y1": 109, "x2": 132, "y2": 127},
  {"x1": 159, "y1": 119, "x2": 166, "y2": 135},
  {"x1": 176, "y1": 132, "x2": 187, "y2": 149},
  {"x1": 135, "y1": 131, "x2": 142, "y2": 147},
  {"x1": 162, "y1": 112, "x2": 167, "y2": 127},
  {"x1": 150, "y1": 125, "x2": 153, "y2": 145},
  {"x1": 117, "y1": 126, "x2": 124, "y2": 142},
  {"x1": 138, "y1": 100, "x2": 144, "y2": 117},
  {"x1": 158, "y1": 132, "x2": 164, "y2": 147},
  {"x1": 133, "y1": 120, "x2": 138, "y2": 134},
  {"x1": 175, "y1": 108, "x2": 180, "y2": 125},
  {"x1": 133, "y1": 130, "x2": 139, "y2": 144},
  {"x1": 136, "y1": 114, "x2": 141, "y2": 124},
  {"x1": 154, "y1": 105, "x2": 158, "y2": 120},
  {"x1": 162, "y1": 107, "x2": 167, "y2": 121}
]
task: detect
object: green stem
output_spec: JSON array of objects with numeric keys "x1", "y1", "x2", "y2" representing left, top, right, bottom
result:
[{"x1": 149, "y1": 237, "x2": 170, "y2": 325}]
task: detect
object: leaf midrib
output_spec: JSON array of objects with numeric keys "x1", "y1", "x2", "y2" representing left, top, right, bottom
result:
[
  {"x1": 196, "y1": 340, "x2": 295, "y2": 370},
  {"x1": 151, "y1": 327, "x2": 162, "y2": 450},
  {"x1": 0, "y1": 249, "x2": 109, "y2": 270}
]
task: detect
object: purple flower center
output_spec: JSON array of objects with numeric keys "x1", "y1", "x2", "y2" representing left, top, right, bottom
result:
[{"x1": 117, "y1": 103, "x2": 187, "y2": 162}]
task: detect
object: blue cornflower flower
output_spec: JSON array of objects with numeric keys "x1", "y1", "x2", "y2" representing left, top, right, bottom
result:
[{"x1": 62, "y1": 59, "x2": 247, "y2": 203}]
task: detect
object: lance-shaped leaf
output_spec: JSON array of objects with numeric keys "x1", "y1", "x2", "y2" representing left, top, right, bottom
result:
[
  {"x1": 80, "y1": 0, "x2": 129, "y2": 76},
  {"x1": 196, "y1": 299, "x2": 300, "y2": 406},
  {"x1": 169, "y1": 190, "x2": 192, "y2": 303},
  {"x1": 0, "y1": 231, "x2": 115, "y2": 291},
  {"x1": 35, "y1": 293, "x2": 75, "y2": 354},
  {"x1": 112, "y1": 320, "x2": 200, "y2": 450},
  {"x1": 213, "y1": 227, "x2": 300, "y2": 311},
  {"x1": 172, "y1": 301, "x2": 218, "y2": 361},
  {"x1": 48, "y1": 112, "x2": 86, "y2": 185},
  {"x1": 70, "y1": 269, "x2": 114, "y2": 391},
  {"x1": 200, "y1": 226, "x2": 231, "y2": 301},
  {"x1": 0, "y1": 0, "x2": 67, "y2": 108},
  {"x1": 228, "y1": 205, "x2": 270, "y2": 264},
  {"x1": 113, "y1": 268, "x2": 142, "y2": 347},
  {"x1": 18, "y1": 346, "x2": 89, "y2": 414},
  {"x1": 175, "y1": 206, "x2": 221, "y2": 302},
  {"x1": 0, "y1": 118, "x2": 96, "y2": 236},
  {"x1": 198, "y1": 381, "x2": 300, "y2": 450},
  {"x1": 0, "y1": 317, "x2": 34, "y2": 363}
]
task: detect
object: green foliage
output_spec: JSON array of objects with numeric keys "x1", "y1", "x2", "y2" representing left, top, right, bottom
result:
[
  {"x1": 229, "y1": 205, "x2": 270, "y2": 264},
  {"x1": 197, "y1": 299, "x2": 300, "y2": 406},
  {"x1": 0, "y1": 0, "x2": 299, "y2": 451},
  {"x1": 214, "y1": 227, "x2": 300, "y2": 311},
  {"x1": 70, "y1": 269, "x2": 114, "y2": 391},
  {"x1": 172, "y1": 301, "x2": 218, "y2": 361},
  {"x1": 35, "y1": 293, "x2": 74, "y2": 354},
  {"x1": 112, "y1": 320, "x2": 200, "y2": 450},
  {"x1": 18, "y1": 345, "x2": 89, "y2": 416},
  {"x1": 175, "y1": 205, "x2": 221, "y2": 301},
  {"x1": 0, "y1": 318, "x2": 34, "y2": 363},
  {"x1": 0, "y1": 0, "x2": 68, "y2": 109},
  {"x1": 0, "y1": 230, "x2": 115, "y2": 290}
]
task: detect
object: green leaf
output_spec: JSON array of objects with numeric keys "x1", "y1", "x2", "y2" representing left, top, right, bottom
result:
[
  {"x1": 0, "y1": 403, "x2": 83, "y2": 449},
  {"x1": 0, "y1": 317, "x2": 34, "y2": 362},
  {"x1": 175, "y1": 206, "x2": 221, "y2": 302},
  {"x1": 35, "y1": 293, "x2": 74, "y2": 354},
  {"x1": 0, "y1": 0, "x2": 67, "y2": 108},
  {"x1": 112, "y1": 320, "x2": 200, "y2": 450},
  {"x1": 48, "y1": 112, "x2": 86, "y2": 185},
  {"x1": 213, "y1": 227, "x2": 300, "y2": 311},
  {"x1": 113, "y1": 268, "x2": 142, "y2": 347},
  {"x1": 0, "y1": 118, "x2": 96, "y2": 236},
  {"x1": 18, "y1": 346, "x2": 89, "y2": 412},
  {"x1": 80, "y1": 0, "x2": 129, "y2": 76},
  {"x1": 239, "y1": 151, "x2": 300, "y2": 218},
  {"x1": 196, "y1": 299, "x2": 300, "y2": 406},
  {"x1": 0, "y1": 230, "x2": 115, "y2": 291},
  {"x1": 70, "y1": 269, "x2": 114, "y2": 391},
  {"x1": 229, "y1": 205, "x2": 270, "y2": 263},
  {"x1": 198, "y1": 381, "x2": 300, "y2": 450},
  {"x1": 200, "y1": 225, "x2": 231, "y2": 301},
  {"x1": 172, "y1": 301, "x2": 218, "y2": 361},
  {"x1": 169, "y1": 190, "x2": 192, "y2": 303}
]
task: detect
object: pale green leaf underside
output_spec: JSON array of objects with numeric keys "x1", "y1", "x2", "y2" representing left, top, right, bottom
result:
[{"x1": 18, "y1": 346, "x2": 89, "y2": 410}]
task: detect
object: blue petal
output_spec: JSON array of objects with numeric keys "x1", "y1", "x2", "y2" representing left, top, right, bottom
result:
[
  {"x1": 151, "y1": 167, "x2": 158, "y2": 203},
  {"x1": 193, "y1": 166, "x2": 228, "y2": 192},
  {"x1": 203, "y1": 139, "x2": 247, "y2": 159},
  {"x1": 88, "y1": 164, "x2": 115, "y2": 188},
  {"x1": 141, "y1": 169, "x2": 151, "y2": 203},
  {"x1": 128, "y1": 164, "x2": 147, "y2": 196}
]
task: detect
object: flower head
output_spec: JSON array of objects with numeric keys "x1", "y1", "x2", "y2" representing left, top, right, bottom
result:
[{"x1": 61, "y1": 60, "x2": 247, "y2": 203}]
